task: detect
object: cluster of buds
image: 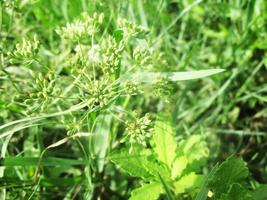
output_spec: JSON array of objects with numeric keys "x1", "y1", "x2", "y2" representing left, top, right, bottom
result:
[
  {"x1": 125, "y1": 113, "x2": 153, "y2": 152},
  {"x1": 2, "y1": 0, "x2": 18, "y2": 8},
  {"x1": 152, "y1": 77, "x2": 174, "y2": 97},
  {"x1": 78, "y1": 77, "x2": 116, "y2": 109},
  {"x1": 8, "y1": 35, "x2": 40, "y2": 65},
  {"x1": 123, "y1": 82, "x2": 141, "y2": 95},
  {"x1": 117, "y1": 18, "x2": 148, "y2": 39},
  {"x1": 65, "y1": 44, "x2": 102, "y2": 77},
  {"x1": 3, "y1": 0, "x2": 37, "y2": 8},
  {"x1": 66, "y1": 37, "x2": 124, "y2": 76},
  {"x1": 133, "y1": 46, "x2": 152, "y2": 68},
  {"x1": 150, "y1": 52, "x2": 168, "y2": 70},
  {"x1": 15, "y1": 71, "x2": 59, "y2": 113},
  {"x1": 56, "y1": 12, "x2": 104, "y2": 41},
  {"x1": 64, "y1": 45, "x2": 89, "y2": 74},
  {"x1": 101, "y1": 36, "x2": 124, "y2": 74},
  {"x1": 62, "y1": 114, "x2": 83, "y2": 136},
  {"x1": 133, "y1": 47, "x2": 168, "y2": 70}
]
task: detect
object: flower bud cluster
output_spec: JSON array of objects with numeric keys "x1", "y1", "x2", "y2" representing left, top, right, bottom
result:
[
  {"x1": 78, "y1": 77, "x2": 116, "y2": 109},
  {"x1": 62, "y1": 114, "x2": 83, "y2": 136},
  {"x1": 125, "y1": 113, "x2": 153, "y2": 147},
  {"x1": 123, "y1": 82, "x2": 141, "y2": 95},
  {"x1": 8, "y1": 35, "x2": 39, "y2": 65},
  {"x1": 117, "y1": 18, "x2": 148, "y2": 39},
  {"x1": 101, "y1": 36, "x2": 124, "y2": 75},
  {"x1": 133, "y1": 47, "x2": 152, "y2": 67},
  {"x1": 133, "y1": 47, "x2": 168, "y2": 70},
  {"x1": 65, "y1": 37, "x2": 124, "y2": 76},
  {"x1": 56, "y1": 12, "x2": 104, "y2": 41},
  {"x1": 152, "y1": 77, "x2": 174, "y2": 97},
  {"x1": 15, "y1": 71, "x2": 59, "y2": 113}
]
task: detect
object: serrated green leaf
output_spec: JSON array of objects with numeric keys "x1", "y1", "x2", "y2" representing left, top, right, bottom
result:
[
  {"x1": 129, "y1": 182, "x2": 163, "y2": 200},
  {"x1": 208, "y1": 155, "x2": 249, "y2": 199},
  {"x1": 152, "y1": 120, "x2": 177, "y2": 169},
  {"x1": 143, "y1": 156, "x2": 170, "y2": 180},
  {"x1": 110, "y1": 146, "x2": 155, "y2": 181},
  {"x1": 220, "y1": 183, "x2": 254, "y2": 200},
  {"x1": 171, "y1": 156, "x2": 188, "y2": 179},
  {"x1": 174, "y1": 172, "x2": 204, "y2": 194}
]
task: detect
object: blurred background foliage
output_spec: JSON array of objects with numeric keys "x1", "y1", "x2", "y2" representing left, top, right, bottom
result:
[{"x1": 0, "y1": 0, "x2": 266, "y2": 199}]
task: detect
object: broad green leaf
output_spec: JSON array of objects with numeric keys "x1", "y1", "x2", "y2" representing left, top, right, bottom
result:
[
  {"x1": 174, "y1": 172, "x2": 204, "y2": 194},
  {"x1": 143, "y1": 156, "x2": 170, "y2": 180},
  {"x1": 220, "y1": 183, "x2": 254, "y2": 200},
  {"x1": 208, "y1": 155, "x2": 249, "y2": 199},
  {"x1": 171, "y1": 156, "x2": 188, "y2": 179},
  {"x1": 252, "y1": 184, "x2": 267, "y2": 200},
  {"x1": 177, "y1": 135, "x2": 209, "y2": 171},
  {"x1": 129, "y1": 182, "x2": 163, "y2": 200},
  {"x1": 152, "y1": 120, "x2": 177, "y2": 169},
  {"x1": 110, "y1": 146, "x2": 155, "y2": 181},
  {"x1": 121, "y1": 69, "x2": 225, "y2": 83}
]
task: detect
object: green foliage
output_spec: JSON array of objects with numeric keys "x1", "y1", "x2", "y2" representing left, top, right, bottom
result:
[
  {"x1": 219, "y1": 183, "x2": 253, "y2": 200},
  {"x1": 8, "y1": 35, "x2": 40, "y2": 65},
  {"x1": 208, "y1": 155, "x2": 249, "y2": 199},
  {"x1": 0, "y1": 0, "x2": 266, "y2": 199},
  {"x1": 251, "y1": 185, "x2": 267, "y2": 200},
  {"x1": 152, "y1": 119, "x2": 177, "y2": 169},
  {"x1": 112, "y1": 119, "x2": 265, "y2": 200},
  {"x1": 124, "y1": 113, "x2": 153, "y2": 151},
  {"x1": 129, "y1": 182, "x2": 163, "y2": 200},
  {"x1": 111, "y1": 119, "x2": 208, "y2": 199},
  {"x1": 174, "y1": 172, "x2": 204, "y2": 194},
  {"x1": 204, "y1": 155, "x2": 267, "y2": 200},
  {"x1": 177, "y1": 134, "x2": 209, "y2": 172},
  {"x1": 110, "y1": 146, "x2": 158, "y2": 181}
]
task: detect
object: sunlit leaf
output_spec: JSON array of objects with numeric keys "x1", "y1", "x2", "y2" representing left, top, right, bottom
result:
[
  {"x1": 174, "y1": 172, "x2": 204, "y2": 194},
  {"x1": 110, "y1": 146, "x2": 155, "y2": 181},
  {"x1": 171, "y1": 156, "x2": 188, "y2": 179},
  {"x1": 129, "y1": 182, "x2": 163, "y2": 200},
  {"x1": 152, "y1": 120, "x2": 177, "y2": 169},
  {"x1": 177, "y1": 135, "x2": 209, "y2": 171}
]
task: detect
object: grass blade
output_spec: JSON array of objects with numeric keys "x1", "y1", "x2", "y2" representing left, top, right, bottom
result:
[
  {"x1": 1, "y1": 157, "x2": 87, "y2": 167},
  {"x1": 122, "y1": 69, "x2": 225, "y2": 83}
]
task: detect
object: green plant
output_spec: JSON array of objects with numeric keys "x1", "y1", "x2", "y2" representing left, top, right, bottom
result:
[
  {"x1": 111, "y1": 117, "x2": 208, "y2": 199},
  {"x1": 111, "y1": 118, "x2": 267, "y2": 200},
  {"x1": 0, "y1": 7, "x2": 225, "y2": 199},
  {"x1": 1, "y1": 0, "x2": 266, "y2": 199}
]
